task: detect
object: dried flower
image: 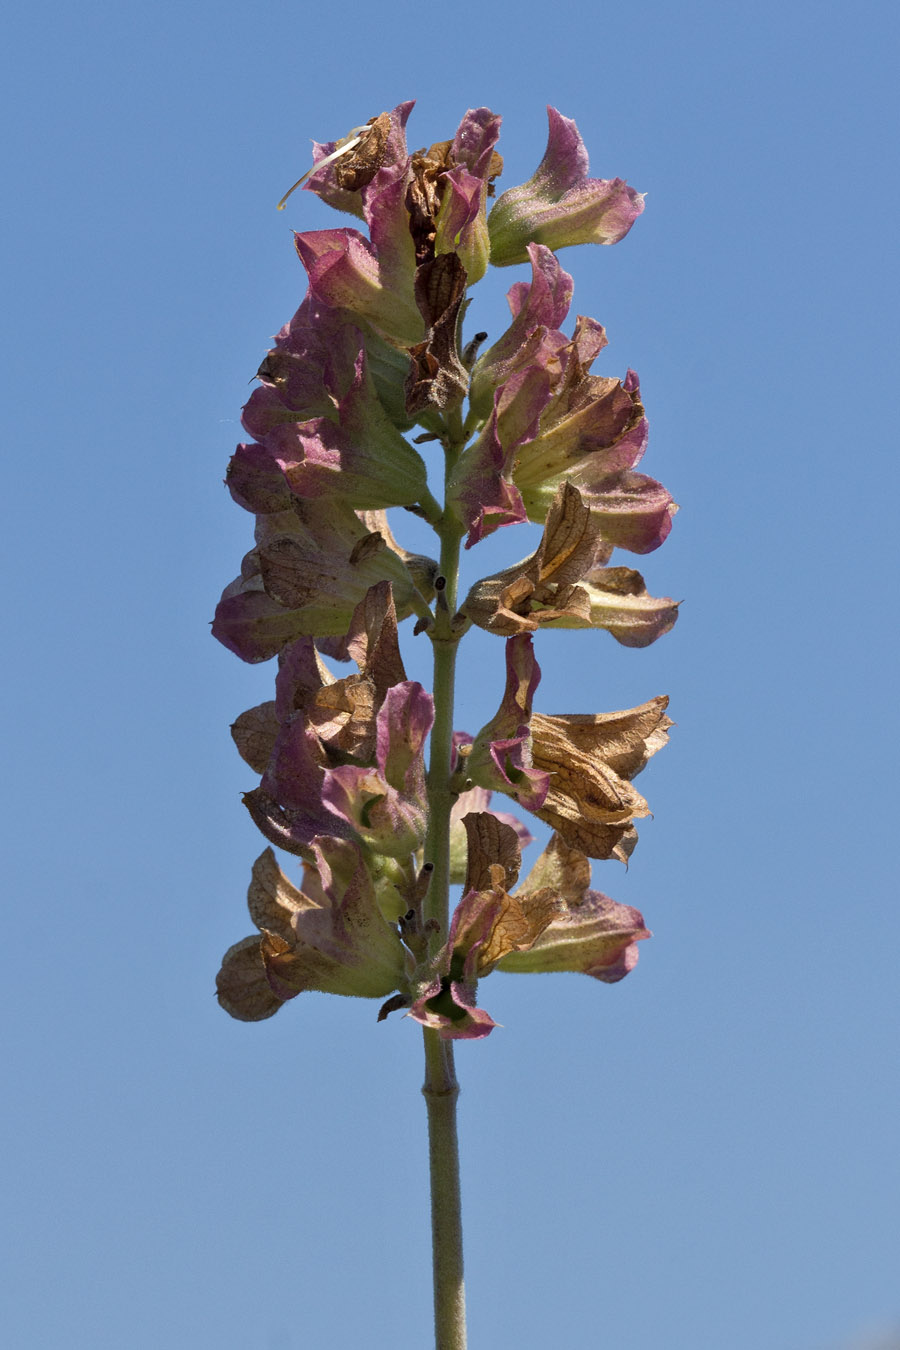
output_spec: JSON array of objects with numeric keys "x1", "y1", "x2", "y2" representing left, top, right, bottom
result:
[
  {"x1": 216, "y1": 843, "x2": 408, "y2": 1021},
  {"x1": 407, "y1": 815, "x2": 651, "y2": 1039},
  {"x1": 462, "y1": 481, "x2": 678, "y2": 643}
]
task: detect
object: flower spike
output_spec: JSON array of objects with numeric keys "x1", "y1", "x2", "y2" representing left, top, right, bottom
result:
[{"x1": 216, "y1": 103, "x2": 675, "y2": 1070}]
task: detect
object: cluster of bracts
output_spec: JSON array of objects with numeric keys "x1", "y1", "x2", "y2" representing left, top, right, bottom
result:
[{"x1": 213, "y1": 104, "x2": 677, "y2": 1038}]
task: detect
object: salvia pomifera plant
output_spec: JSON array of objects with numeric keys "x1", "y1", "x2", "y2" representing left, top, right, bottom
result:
[{"x1": 212, "y1": 103, "x2": 677, "y2": 1350}]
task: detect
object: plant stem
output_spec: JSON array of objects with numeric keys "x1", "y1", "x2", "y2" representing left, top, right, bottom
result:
[
  {"x1": 422, "y1": 1029, "x2": 466, "y2": 1350},
  {"x1": 423, "y1": 544, "x2": 461, "y2": 937},
  {"x1": 422, "y1": 465, "x2": 466, "y2": 1349}
]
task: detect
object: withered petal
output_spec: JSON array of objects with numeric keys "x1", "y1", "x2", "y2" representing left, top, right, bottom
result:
[
  {"x1": 474, "y1": 887, "x2": 560, "y2": 971},
  {"x1": 516, "y1": 831, "x2": 592, "y2": 905},
  {"x1": 231, "y1": 701, "x2": 280, "y2": 774},
  {"x1": 247, "y1": 847, "x2": 320, "y2": 942},
  {"x1": 216, "y1": 936, "x2": 286, "y2": 1022},
  {"x1": 405, "y1": 253, "x2": 469, "y2": 414},
  {"x1": 461, "y1": 811, "x2": 522, "y2": 896},
  {"x1": 528, "y1": 702, "x2": 670, "y2": 861}
]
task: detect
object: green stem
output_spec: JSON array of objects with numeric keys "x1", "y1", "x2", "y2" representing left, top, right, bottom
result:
[
  {"x1": 422, "y1": 462, "x2": 466, "y2": 1349},
  {"x1": 423, "y1": 551, "x2": 461, "y2": 936},
  {"x1": 422, "y1": 1029, "x2": 466, "y2": 1350}
]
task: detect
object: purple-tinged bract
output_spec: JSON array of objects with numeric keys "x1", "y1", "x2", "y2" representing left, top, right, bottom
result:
[{"x1": 488, "y1": 107, "x2": 644, "y2": 266}]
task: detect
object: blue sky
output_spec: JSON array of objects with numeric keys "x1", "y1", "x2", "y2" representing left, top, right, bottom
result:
[{"x1": 3, "y1": 1, "x2": 898, "y2": 1347}]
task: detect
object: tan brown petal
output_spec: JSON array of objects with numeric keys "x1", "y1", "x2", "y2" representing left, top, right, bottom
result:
[
  {"x1": 529, "y1": 698, "x2": 671, "y2": 860},
  {"x1": 516, "y1": 831, "x2": 592, "y2": 906},
  {"x1": 462, "y1": 811, "x2": 522, "y2": 895},
  {"x1": 246, "y1": 847, "x2": 320, "y2": 942},
  {"x1": 343, "y1": 579, "x2": 407, "y2": 702},
  {"x1": 475, "y1": 886, "x2": 560, "y2": 972},
  {"x1": 215, "y1": 936, "x2": 283, "y2": 1022},
  {"x1": 333, "y1": 112, "x2": 392, "y2": 191},
  {"x1": 406, "y1": 253, "x2": 469, "y2": 414},
  {"x1": 231, "y1": 701, "x2": 280, "y2": 774}
]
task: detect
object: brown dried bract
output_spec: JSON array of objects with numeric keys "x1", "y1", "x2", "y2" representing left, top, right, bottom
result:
[
  {"x1": 216, "y1": 936, "x2": 284, "y2": 1022},
  {"x1": 405, "y1": 253, "x2": 469, "y2": 414},
  {"x1": 463, "y1": 483, "x2": 609, "y2": 633},
  {"x1": 304, "y1": 581, "x2": 406, "y2": 761},
  {"x1": 231, "y1": 701, "x2": 280, "y2": 774},
  {"x1": 405, "y1": 147, "x2": 448, "y2": 263},
  {"x1": 247, "y1": 847, "x2": 319, "y2": 937},
  {"x1": 484, "y1": 150, "x2": 504, "y2": 196},
  {"x1": 475, "y1": 884, "x2": 560, "y2": 972},
  {"x1": 530, "y1": 698, "x2": 672, "y2": 860},
  {"x1": 343, "y1": 579, "x2": 407, "y2": 704},
  {"x1": 333, "y1": 112, "x2": 392, "y2": 191},
  {"x1": 348, "y1": 531, "x2": 387, "y2": 568},
  {"x1": 515, "y1": 832, "x2": 592, "y2": 907},
  {"x1": 242, "y1": 786, "x2": 317, "y2": 859},
  {"x1": 422, "y1": 138, "x2": 503, "y2": 195},
  {"x1": 257, "y1": 535, "x2": 322, "y2": 609},
  {"x1": 462, "y1": 811, "x2": 522, "y2": 895}
]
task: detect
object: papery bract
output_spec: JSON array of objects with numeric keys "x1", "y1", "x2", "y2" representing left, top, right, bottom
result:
[
  {"x1": 464, "y1": 636, "x2": 549, "y2": 810},
  {"x1": 241, "y1": 296, "x2": 362, "y2": 441},
  {"x1": 542, "y1": 564, "x2": 680, "y2": 648},
  {"x1": 462, "y1": 482, "x2": 678, "y2": 643},
  {"x1": 449, "y1": 787, "x2": 533, "y2": 885},
  {"x1": 511, "y1": 364, "x2": 646, "y2": 503},
  {"x1": 240, "y1": 320, "x2": 431, "y2": 512},
  {"x1": 270, "y1": 393, "x2": 429, "y2": 512},
  {"x1": 445, "y1": 402, "x2": 527, "y2": 547},
  {"x1": 469, "y1": 244, "x2": 573, "y2": 417},
  {"x1": 529, "y1": 698, "x2": 672, "y2": 861},
  {"x1": 461, "y1": 482, "x2": 604, "y2": 634},
  {"x1": 405, "y1": 253, "x2": 470, "y2": 415},
  {"x1": 230, "y1": 585, "x2": 424, "y2": 858}
]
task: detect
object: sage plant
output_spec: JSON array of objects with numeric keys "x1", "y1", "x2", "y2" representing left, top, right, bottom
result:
[{"x1": 213, "y1": 103, "x2": 677, "y2": 1350}]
